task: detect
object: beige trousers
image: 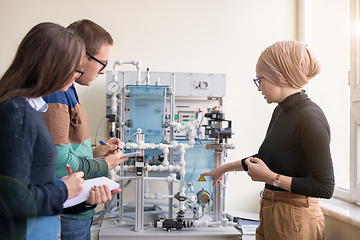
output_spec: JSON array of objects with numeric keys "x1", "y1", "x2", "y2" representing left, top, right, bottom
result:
[{"x1": 256, "y1": 191, "x2": 325, "y2": 240}]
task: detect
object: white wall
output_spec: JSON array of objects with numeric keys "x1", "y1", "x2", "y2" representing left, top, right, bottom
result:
[{"x1": 0, "y1": 0, "x2": 348, "y2": 221}]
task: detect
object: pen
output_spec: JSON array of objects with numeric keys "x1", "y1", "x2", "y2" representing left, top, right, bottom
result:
[
  {"x1": 66, "y1": 164, "x2": 72, "y2": 175},
  {"x1": 99, "y1": 140, "x2": 123, "y2": 151}
]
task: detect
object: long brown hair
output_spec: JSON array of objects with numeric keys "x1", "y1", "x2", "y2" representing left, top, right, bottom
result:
[{"x1": 0, "y1": 22, "x2": 85, "y2": 103}]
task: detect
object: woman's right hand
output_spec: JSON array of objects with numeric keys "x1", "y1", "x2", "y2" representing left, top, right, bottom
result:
[
  {"x1": 61, "y1": 171, "x2": 84, "y2": 199},
  {"x1": 104, "y1": 150, "x2": 128, "y2": 170},
  {"x1": 201, "y1": 168, "x2": 224, "y2": 187},
  {"x1": 92, "y1": 138, "x2": 123, "y2": 158},
  {"x1": 85, "y1": 185, "x2": 122, "y2": 205}
]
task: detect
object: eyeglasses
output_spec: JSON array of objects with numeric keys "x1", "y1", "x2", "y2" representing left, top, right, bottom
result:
[
  {"x1": 253, "y1": 77, "x2": 264, "y2": 89},
  {"x1": 74, "y1": 70, "x2": 85, "y2": 79},
  {"x1": 86, "y1": 52, "x2": 108, "y2": 72}
]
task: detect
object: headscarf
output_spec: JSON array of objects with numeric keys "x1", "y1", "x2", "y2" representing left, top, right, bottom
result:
[{"x1": 256, "y1": 40, "x2": 321, "y2": 88}]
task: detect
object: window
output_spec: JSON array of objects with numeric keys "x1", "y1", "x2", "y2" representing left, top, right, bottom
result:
[
  {"x1": 309, "y1": 0, "x2": 351, "y2": 200},
  {"x1": 348, "y1": 0, "x2": 360, "y2": 203}
]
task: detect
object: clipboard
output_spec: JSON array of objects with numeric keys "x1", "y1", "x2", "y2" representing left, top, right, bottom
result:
[{"x1": 63, "y1": 177, "x2": 120, "y2": 208}]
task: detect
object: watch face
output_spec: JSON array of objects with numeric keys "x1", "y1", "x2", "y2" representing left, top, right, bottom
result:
[{"x1": 273, "y1": 180, "x2": 280, "y2": 187}]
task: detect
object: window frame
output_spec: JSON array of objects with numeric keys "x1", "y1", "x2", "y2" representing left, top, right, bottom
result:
[{"x1": 347, "y1": 0, "x2": 360, "y2": 204}]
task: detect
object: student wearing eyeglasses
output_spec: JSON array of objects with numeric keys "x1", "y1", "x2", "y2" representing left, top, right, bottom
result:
[
  {"x1": 42, "y1": 19, "x2": 127, "y2": 240},
  {"x1": 0, "y1": 22, "x2": 122, "y2": 240},
  {"x1": 202, "y1": 40, "x2": 334, "y2": 240}
]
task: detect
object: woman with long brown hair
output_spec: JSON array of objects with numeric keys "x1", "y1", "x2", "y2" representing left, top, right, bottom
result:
[{"x1": 0, "y1": 22, "x2": 120, "y2": 240}]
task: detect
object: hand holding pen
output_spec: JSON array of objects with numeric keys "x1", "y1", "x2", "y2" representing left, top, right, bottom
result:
[
  {"x1": 99, "y1": 140, "x2": 123, "y2": 151},
  {"x1": 93, "y1": 138, "x2": 123, "y2": 158},
  {"x1": 64, "y1": 164, "x2": 121, "y2": 204},
  {"x1": 91, "y1": 139, "x2": 128, "y2": 170},
  {"x1": 61, "y1": 164, "x2": 84, "y2": 199}
]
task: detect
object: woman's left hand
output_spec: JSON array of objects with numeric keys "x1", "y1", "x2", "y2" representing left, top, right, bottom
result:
[{"x1": 244, "y1": 157, "x2": 275, "y2": 184}]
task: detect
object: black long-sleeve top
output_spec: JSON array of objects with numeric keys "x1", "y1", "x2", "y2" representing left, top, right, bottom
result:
[{"x1": 242, "y1": 92, "x2": 335, "y2": 199}]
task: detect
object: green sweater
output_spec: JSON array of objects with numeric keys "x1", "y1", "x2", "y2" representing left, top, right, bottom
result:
[{"x1": 43, "y1": 85, "x2": 108, "y2": 220}]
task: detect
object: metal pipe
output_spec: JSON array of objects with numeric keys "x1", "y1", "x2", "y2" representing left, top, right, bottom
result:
[
  {"x1": 168, "y1": 74, "x2": 176, "y2": 219},
  {"x1": 120, "y1": 72, "x2": 125, "y2": 140},
  {"x1": 212, "y1": 149, "x2": 223, "y2": 222},
  {"x1": 134, "y1": 176, "x2": 144, "y2": 231},
  {"x1": 134, "y1": 133, "x2": 145, "y2": 231},
  {"x1": 118, "y1": 72, "x2": 126, "y2": 223}
]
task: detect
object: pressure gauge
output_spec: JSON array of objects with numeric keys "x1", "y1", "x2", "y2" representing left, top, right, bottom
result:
[{"x1": 108, "y1": 81, "x2": 120, "y2": 93}]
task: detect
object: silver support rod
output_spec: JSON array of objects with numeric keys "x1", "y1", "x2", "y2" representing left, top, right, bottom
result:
[
  {"x1": 212, "y1": 149, "x2": 223, "y2": 222},
  {"x1": 117, "y1": 72, "x2": 126, "y2": 223},
  {"x1": 168, "y1": 74, "x2": 175, "y2": 219},
  {"x1": 120, "y1": 72, "x2": 125, "y2": 139},
  {"x1": 222, "y1": 150, "x2": 226, "y2": 216},
  {"x1": 134, "y1": 133, "x2": 145, "y2": 231},
  {"x1": 134, "y1": 176, "x2": 144, "y2": 231}
]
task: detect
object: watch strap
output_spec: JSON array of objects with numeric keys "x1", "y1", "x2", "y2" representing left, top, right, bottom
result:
[
  {"x1": 272, "y1": 173, "x2": 281, "y2": 187},
  {"x1": 275, "y1": 173, "x2": 281, "y2": 181}
]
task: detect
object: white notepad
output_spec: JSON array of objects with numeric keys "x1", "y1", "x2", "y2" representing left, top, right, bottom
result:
[{"x1": 63, "y1": 176, "x2": 120, "y2": 208}]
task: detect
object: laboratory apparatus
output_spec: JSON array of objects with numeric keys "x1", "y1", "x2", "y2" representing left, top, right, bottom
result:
[{"x1": 95, "y1": 59, "x2": 241, "y2": 239}]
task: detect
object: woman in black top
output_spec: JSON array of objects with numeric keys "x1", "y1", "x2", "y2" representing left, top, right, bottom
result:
[{"x1": 202, "y1": 40, "x2": 334, "y2": 240}]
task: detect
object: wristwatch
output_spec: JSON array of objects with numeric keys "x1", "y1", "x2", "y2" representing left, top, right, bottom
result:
[{"x1": 272, "y1": 174, "x2": 281, "y2": 187}]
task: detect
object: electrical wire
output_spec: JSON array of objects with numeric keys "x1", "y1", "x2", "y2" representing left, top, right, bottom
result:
[
  {"x1": 92, "y1": 193, "x2": 117, "y2": 225},
  {"x1": 185, "y1": 168, "x2": 196, "y2": 183},
  {"x1": 91, "y1": 223, "x2": 136, "y2": 233},
  {"x1": 197, "y1": 114, "x2": 206, "y2": 145},
  {"x1": 124, "y1": 131, "x2": 138, "y2": 142},
  {"x1": 91, "y1": 222, "x2": 154, "y2": 233},
  {"x1": 141, "y1": 75, "x2": 147, "y2": 84},
  {"x1": 94, "y1": 116, "x2": 107, "y2": 145},
  {"x1": 198, "y1": 209, "x2": 205, "y2": 219},
  {"x1": 186, "y1": 197, "x2": 200, "y2": 219},
  {"x1": 123, "y1": 128, "x2": 130, "y2": 142}
]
